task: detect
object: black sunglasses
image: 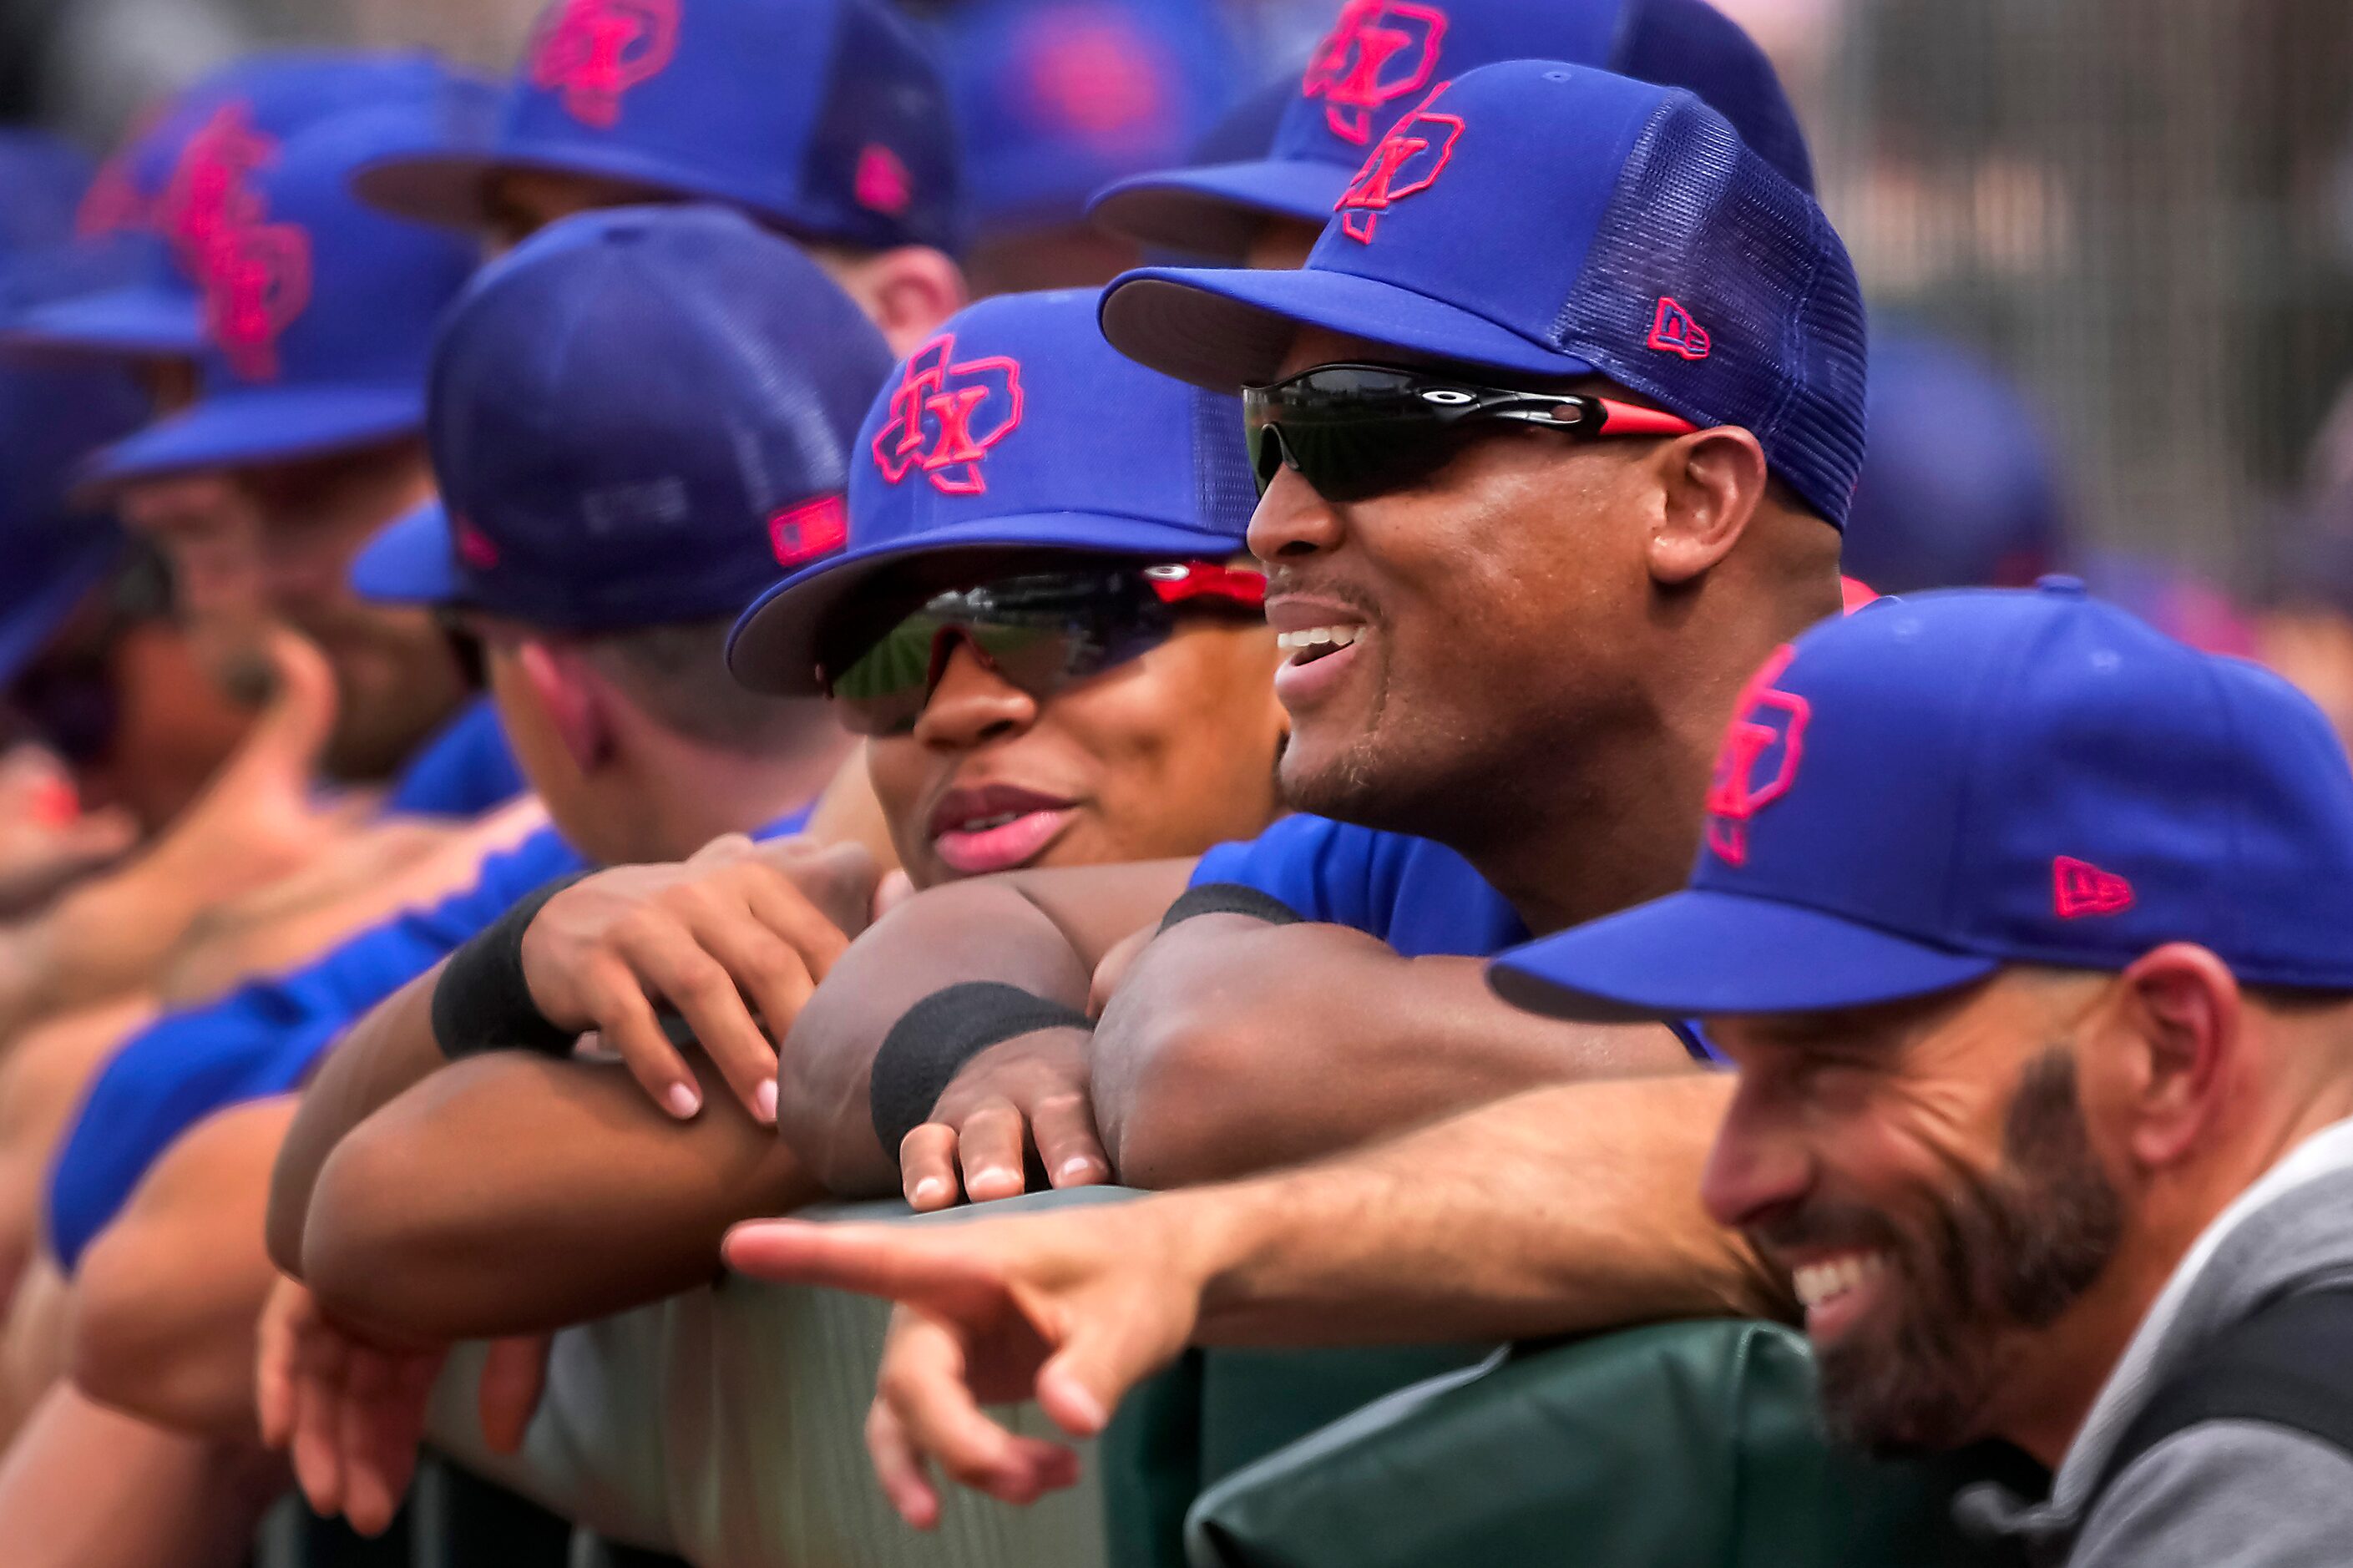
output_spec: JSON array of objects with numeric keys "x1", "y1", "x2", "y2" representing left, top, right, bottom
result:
[
  {"x1": 818, "y1": 561, "x2": 1267, "y2": 737},
  {"x1": 1242, "y1": 362, "x2": 1700, "y2": 503}
]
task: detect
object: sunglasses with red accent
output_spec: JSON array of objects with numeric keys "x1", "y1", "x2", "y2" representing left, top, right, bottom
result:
[
  {"x1": 818, "y1": 560, "x2": 1268, "y2": 737},
  {"x1": 1242, "y1": 362, "x2": 1701, "y2": 503}
]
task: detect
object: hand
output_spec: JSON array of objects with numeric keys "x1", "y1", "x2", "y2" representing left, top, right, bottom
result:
[
  {"x1": 475, "y1": 1332, "x2": 553, "y2": 1455},
  {"x1": 132, "y1": 629, "x2": 373, "y2": 894},
  {"x1": 0, "y1": 746, "x2": 136, "y2": 913},
  {"x1": 898, "y1": 1026, "x2": 1110, "y2": 1211},
  {"x1": 519, "y1": 834, "x2": 883, "y2": 1122},
  {"x1": 256, "y1": 1274, "x2": 444, "y2": 1537},
  {"x1": 721, "y1": 1200, "x2": 1207, "y2": 1528}
]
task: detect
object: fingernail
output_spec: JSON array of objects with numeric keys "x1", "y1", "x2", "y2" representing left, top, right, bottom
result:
[
  {"x1": 754, "y1": 1078, "x2": 778, "y2": 1124},
  {"x1": 913, "y1": 1178, "x2": 948, "y2": 1206},
  {"x1": 1058, "y1": 1156, "x2": 1098, "y2": 1184},
  {"x1": 665, "y1": 1083, "x2": 701, "y2": 1119}
]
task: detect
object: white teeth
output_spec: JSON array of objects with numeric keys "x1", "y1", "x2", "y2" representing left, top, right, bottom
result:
[
  {"x1": 1791, "y1": 1251, "x2": 1890, "y2": 1311},
  {"x1": 1276, "y1": 626, "x2": 1363, "y2": 652}
]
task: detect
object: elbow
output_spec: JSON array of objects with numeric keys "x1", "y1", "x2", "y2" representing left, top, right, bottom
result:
[
  {"x1": 301, "y1": 1135, "x2": 473, "y2": 1343},
  {"x1": 1093, "y1": 1009, "x2": 1267, "y2": 1191},
  {"x1": 70, "y1": 1223, "x2": 245, "y2": 1434}
]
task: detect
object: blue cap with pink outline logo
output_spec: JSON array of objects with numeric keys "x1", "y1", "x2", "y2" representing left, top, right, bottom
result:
[
  {"x1": 726, "y1": 286, "x2": 1257, "y2": 694},
  {"x1": 350, "y1": 204, "x2": 892, "y2": 633},
  {"x1": 1490, "y1": 579, "x2": 2353, "y2": 1022},
  {"x1": 1099, "y1": 60, "x2": 1867, "y2": 527},
  {"x1": 3, "y1": 53, "x2": 477, "y2": 363},
  {"x1": 79, "y1": 99, "x2": 486, "y2": 487},
  {"x1": 1087, "y1": 0, "x2": 1810, "y2": 260},
  {"x1": 352, "y1": 0, "x2": 962, "y2": 255}
]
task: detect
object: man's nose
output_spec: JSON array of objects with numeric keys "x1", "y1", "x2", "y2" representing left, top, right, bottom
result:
[
  {"x1": 909, "y1": 635, "x2": 1038, "y2": 750},
  {"x1": 1246, "y1": 462, "x2": 1344, "y2": 565},
  {"x1": 1698, "y1": 1080, "x2": 1814, "y2": 1232}
]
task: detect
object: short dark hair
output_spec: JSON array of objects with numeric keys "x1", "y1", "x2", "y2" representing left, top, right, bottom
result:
[{"x1": 584, "y1": 616, "x2": 815, "y2": 756}]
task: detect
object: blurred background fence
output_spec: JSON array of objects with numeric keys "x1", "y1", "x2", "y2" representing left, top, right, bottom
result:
[{"x1": 6, "y1": 0, "x2": 2352, "y2": 585}]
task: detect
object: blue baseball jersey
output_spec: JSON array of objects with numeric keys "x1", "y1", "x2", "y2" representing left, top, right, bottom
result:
[
  {"x1": 1189, "y1": 815, "x2": 1718, "y2": 1061},
  {"x1": 48, "y1": 805, "x2": 812, "y2": 1271},
  {"x1": 382, "y1": 697, "x2": 526, "y2": 817}
]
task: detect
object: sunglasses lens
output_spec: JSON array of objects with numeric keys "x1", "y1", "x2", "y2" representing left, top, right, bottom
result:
[
  {"x1": 1246, "y1": 367, "x2": 1480, "y2": 503},
  {"x1": 824, "y1": 574, "x2": 1187, "y2": 736},
  {"x1": 1249, "y1": 416, "x2": 1467, "y2": 503},
  {"x1": 827, "y1": 611, "x2": 944, "y2": 736}
]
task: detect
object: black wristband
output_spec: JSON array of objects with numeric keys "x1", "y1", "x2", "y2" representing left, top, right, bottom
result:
[
  {"x1": 432, "y1": 872, "x2": 595, "y2": 1060},
  {"x1": 869, "y1": 982, "x2": 1092, "y2": 1160},
  {"x1": 1158, "y1": 881, "x2": 1305, "y2": 934}
]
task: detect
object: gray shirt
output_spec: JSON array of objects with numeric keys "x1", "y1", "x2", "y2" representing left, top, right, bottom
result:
[{"x1": 1961, "y1": 1116, "x2": 2353, "y2": 1567}]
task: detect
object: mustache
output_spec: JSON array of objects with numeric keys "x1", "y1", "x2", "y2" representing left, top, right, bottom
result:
[
  {"x1": 1264, "y1": 566, "x2": 1387, "y2": 630},
  {"x1": 1747, "y1": 1200, "x2": 1905, "y2": 1264}
]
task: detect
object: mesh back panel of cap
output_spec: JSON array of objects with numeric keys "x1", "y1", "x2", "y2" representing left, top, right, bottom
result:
[
  {"x1": 1551, "y1": 96, "x2": 1866, "y2": 526},
  {"x1": 1192, "y1": 387, "x2": 1258, "y2": 540},
  {"x1": 1612, "y1": 0, "x2": 1815, "y2": 194}
]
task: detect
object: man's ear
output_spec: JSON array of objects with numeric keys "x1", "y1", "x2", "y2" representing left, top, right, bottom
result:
[
  {"x1": 1644, "y1": 427, "x2": 1771, "y2": 587},
  {"x1": 837, "y1": 247, "x2": 968, "y2": 357},
  {"x1": 2102, "y1": 943, "x2": 2243, "y2": 1170},
  {"x1": 515, "y1": 639, "x2": 610, "y2": 774}
]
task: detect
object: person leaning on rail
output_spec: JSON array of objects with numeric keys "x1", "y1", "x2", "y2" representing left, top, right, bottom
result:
[{"x1": 261, "y1": 286, "x2": 1289, "y2": 1532}]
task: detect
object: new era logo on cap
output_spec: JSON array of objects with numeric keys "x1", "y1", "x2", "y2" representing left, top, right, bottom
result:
[
  {"x1": 2053, "y1": 856, "x2": 2133, "y2": 919},
  {"x1": 1704, "y1": 643, "x2": 1808, "y2": 867},
  {"x1": 1647, "y1": 296, "x2": 1710, "y2": 361},
  {"x1": 1305, "y1": 0, "x2": 1450, "y2": 145},
  {"x1": 529, "y1": 0, "x2": 682, "y2": 128},
  {"x1": 1335, "y1": 82, "x2": 1461, "y2": 242},
  {"x1": 872, "y1": 334, "x2": 1026, "y2": 496}
]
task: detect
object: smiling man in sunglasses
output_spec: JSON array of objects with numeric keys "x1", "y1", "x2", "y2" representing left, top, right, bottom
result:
[{"x1": 704, "y1": 59, "x2": 1866, "y2": 1521}]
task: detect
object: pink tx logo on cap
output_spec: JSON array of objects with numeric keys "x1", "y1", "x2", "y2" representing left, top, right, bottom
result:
[
  {"x1": 1336, "y1": 83, "x2": 1462, "y2": 243},
  {"x1": 871, "y1": 334, "x2": 1026, "y2": 497},
  {"x1": 1303, "y1": 0, "x2": 1449, "y2": 146},
  {"x1": 530, "y1": 0, "x2": 683, "y2": 129},
  {"x1": 1706, "y1": 643, "x2": 1811, "y2": 867}
]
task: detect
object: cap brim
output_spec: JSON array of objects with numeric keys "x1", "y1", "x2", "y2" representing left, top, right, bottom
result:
[
  {"x1": 353, "y1": 140, "x2": 746, "y2": 231},
  {"x1": 81, "y1": 385, "x2": 423, "y2": 489},
  {"x1": 0, "y1": 545, "x2": 114, "y2": 685},
  {"x1": 1100, "y1": 264, "x2": 1594, "y2": 393},
  {"x1": 1086, "y1": 159, "x2": 1350, "y2": 260},
  {"x1": 2, "y1": 286, "x2": 204, "y2": 361},
  {"x1": 349, "y1": 500, "x2": 457, "y2": 605},
  {"x1": 1488, "y1": 888, "x2": 2001, "y2": 1024},
  {"x1": 726, "y1": 512, "x2": 1250, "y2": 696}
]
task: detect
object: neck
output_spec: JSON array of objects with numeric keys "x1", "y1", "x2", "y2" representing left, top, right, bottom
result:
[
  {"x1": 612, "y1": 718, "x2": 856, "y2": 863},
  {"x1": 1997, "y1": 1071, "x2": 2353, "y2": 1469},
  {"x1": 1463, "y1": 605, "x2": 1815, "y2": 937}
]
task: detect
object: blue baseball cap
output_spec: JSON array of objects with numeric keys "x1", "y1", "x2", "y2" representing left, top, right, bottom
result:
[
  {"x1": 352, "y1": 205, "x2": 892, "y2": 633},
  {"x1": 352, "y1": 0, "x2": 962, "y2": 255},
  {"x1": 1088, "y1": 0, "x2": 1811, "y2": 260},
  {"x1": 79, "y1": 100, "x2": 488, "y2": 488},
  {"x1": 3, "y1": 53, "x2": 477, "y2": 364},
  {"x1": 726, "y1": 287, "x2": 1257, "y2": 694},
  {"x1": 0, "y1": 133, "x2": 95, "y2": 257},
  {"x1": 1099, "y1": 61, "x2": 1868, "y2": 528},
  {"x1": 1839, "y1": 331, "x2": 2068, "y2": 594},
  {"x1": 0, "y1": 347, "x2": 148, "y2": 684},
  {"x1": 1490, "y1": 579, "x2": 2353, "y2": 1022},
  {"x1": 937, "y1": 0, "x2": 1237, "y2": 236}
]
